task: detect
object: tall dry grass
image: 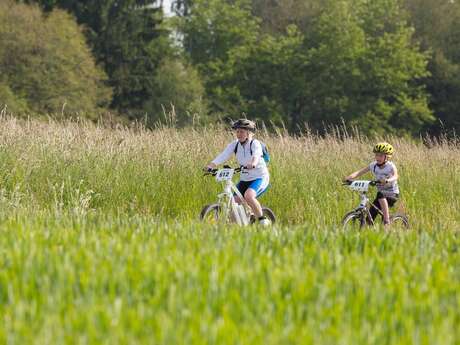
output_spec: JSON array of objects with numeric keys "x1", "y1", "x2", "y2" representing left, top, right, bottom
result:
[{"x1": 0, "y1": 116, "x2": 458, "y2": 228}]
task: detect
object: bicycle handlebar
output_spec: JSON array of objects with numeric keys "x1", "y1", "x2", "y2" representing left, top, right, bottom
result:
[
  {"x1": 203, "y1": 165, "x2": 243, "y2": 176},
  {"x1": 343, "y1": 179, "x2": 379, "y2": 186}
]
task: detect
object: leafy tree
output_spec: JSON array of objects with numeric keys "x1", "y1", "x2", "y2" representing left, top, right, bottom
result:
[
  {"x1": 143, "y1": 59, "x2": 208, "y2": 126},
  {"x1": 404, "y1": 0, "x2": 460, "y2": 134},
  {"x1": 251, "y1": 0, "x2": 323, "y2": 35},
  {"x1": 0, "y1": 0, "x2": 111, "y2": 115},
  {"x1": 301, "y1": 0, "x2": 433, "y2": 135},
  {"x1": 179, "y1": 0, "x2": 433, "y2": 134},
  {"x1": 171, "y1": 0, "x2": 193, "y2": 16},
  {"x1": 24, "y1": 0, "x2": 207, "y2": 124},
  {"x1": 179, "y1": 0, "x2": 259, "y2": 67}
]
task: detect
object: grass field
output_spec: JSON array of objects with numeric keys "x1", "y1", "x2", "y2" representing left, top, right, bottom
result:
[{"x1": 0, "y1": 117, "x2": 459, "y2": 344}]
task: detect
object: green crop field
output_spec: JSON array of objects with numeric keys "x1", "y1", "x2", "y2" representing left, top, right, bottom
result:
[{"x1": 0, "y1": 117, "x2": 459, "y2": 344}]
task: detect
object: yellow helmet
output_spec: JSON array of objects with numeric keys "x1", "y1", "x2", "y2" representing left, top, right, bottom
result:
[{"x1": 373, "y1": 142, "x2": 394, "y2": 155}]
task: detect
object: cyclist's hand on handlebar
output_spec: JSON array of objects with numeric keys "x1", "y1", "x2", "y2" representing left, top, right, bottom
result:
[
  {"x1": 204, "y1": 163, "x2": 217, "y2": 172},
  {"x1": 244, "y1": 164, "x2": 255, "y2": 170},
  {"x1": 377, "y1": 178, "x2": 387, "y2": 185}
]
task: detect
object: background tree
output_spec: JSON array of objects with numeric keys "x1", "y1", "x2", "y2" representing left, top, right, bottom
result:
[
  {"x1": 301, "y1": 0, "x2": 433, "y2": 135},
  {"x1": 404, "y1": 0, "x2": 460, "y2": 135},
  {"x1": 25, "y1": 0, "x2": 206, "y2": 123},
  {"x1": 7, "y1": 0, "x2": 459, "y2": 135},
  {"x1": 143, "y1": 59, "x2": 208, "y2": 126},
  {"x1": 0, "y1": 0, "x2": 111, "y2": 115},
  {"x1": 177, "y1": 0, "x2": 260, "y2": 116},
  {"x1": 178, "y1": 0, "x2": 433, "y2": 134}
]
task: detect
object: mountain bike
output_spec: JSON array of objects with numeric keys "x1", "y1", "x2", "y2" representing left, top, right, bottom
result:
[
  {"x1": 342, "y1": 180, "x2": 409, "y2": 229},
  {"x1": 200, "y1": 165, "x2": 276, "y2": 226}
]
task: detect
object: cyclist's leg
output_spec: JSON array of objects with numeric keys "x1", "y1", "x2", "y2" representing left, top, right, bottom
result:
[
  {"x1": 387, "y1": 195, "x2": 398, "y2": 208},
  {"x1": 244, "y1": 188, "x2": 263, "y2": 218},
  {"x1": 369, "y1": 195, "x2": 381, "y2": 222},
  {"x1": 373, "y1": 193, "x2": 398, "y2": 225},
  {"x1": 235, "y1": 181, "x2": 250, "y2": 204},
  {"x1": 243, "y1": 178, "x2": 268, "y2": 218},
  {"x1": 378, "y1": 198, "x2": 390, "y2": 224}
]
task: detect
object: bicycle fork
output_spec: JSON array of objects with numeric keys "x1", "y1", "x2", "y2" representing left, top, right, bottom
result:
[{"x1": 219, "y1": 182, "x2": 250, "y2": 226}]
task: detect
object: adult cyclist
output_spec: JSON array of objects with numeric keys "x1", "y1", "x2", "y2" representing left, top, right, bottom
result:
[{"x1": 205, "y1": 119, "x2": 271, "y2": 226}]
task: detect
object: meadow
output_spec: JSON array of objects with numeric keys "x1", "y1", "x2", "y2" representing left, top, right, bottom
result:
[{"x1": 0, "y1": 116, "x2": 458, "y2": 344}]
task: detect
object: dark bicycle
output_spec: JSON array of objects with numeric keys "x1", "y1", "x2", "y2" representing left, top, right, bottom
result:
[{"x1": 341, "y1": 180, "x2": 409, "y2": 230}]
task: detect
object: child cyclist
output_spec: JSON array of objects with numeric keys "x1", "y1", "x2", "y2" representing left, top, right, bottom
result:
[
  {"x1": 205, "y1": 119, "x2": 270, "y2": 226},
  {"x1": 344, "y1": 142, "x2": 399, "y2": 227}
]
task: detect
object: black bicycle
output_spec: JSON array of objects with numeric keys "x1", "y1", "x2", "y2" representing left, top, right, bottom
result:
[{"x1": 341, "y1": 180, "x2": 409, "y2": 229}]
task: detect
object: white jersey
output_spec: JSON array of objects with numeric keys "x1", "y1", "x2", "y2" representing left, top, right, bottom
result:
[
  {"x1": 212, "y1": 139, "x2": 269, "y2": 182},
  {"x1": 369, "y1": 161, "x2": 399, "y2": 195}
]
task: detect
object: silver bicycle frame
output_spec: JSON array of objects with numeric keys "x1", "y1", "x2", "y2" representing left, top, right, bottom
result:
[
  {"x1": 217, "y1": 176, "x2": 252, "y2": 226},
  {"x1": 352, "y1": 191, "x2": 383, "y2": 226}
]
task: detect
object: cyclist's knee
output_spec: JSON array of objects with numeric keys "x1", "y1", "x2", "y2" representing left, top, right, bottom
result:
[
  {"x1": 244, "y1": 189, "x2": 257, "y2": 201},
  {"x1": 378, "y1": 198, "x2": 389, "y2": 205}
]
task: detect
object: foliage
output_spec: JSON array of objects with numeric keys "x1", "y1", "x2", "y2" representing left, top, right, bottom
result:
[
  {"x1": 144, "y1": 59, "x2": 208, "y2": 126},
  {"x1": 404, "y1": 0, "x2": 460, "y2": 135},
  {"x1": 0, "y1": 0, "x2": 111, "y2": 116},
  {"x1": 6, "y1": 0, "x2": 460, "y2": 135},
  {"x1": 179, "y1": 0, "x2": 433, "y2": 135}
]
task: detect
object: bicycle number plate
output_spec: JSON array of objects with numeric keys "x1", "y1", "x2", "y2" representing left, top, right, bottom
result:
[
  {"x1": 348, "y1": 180, "x2": 371, "y2": 193},
  {"x1": 216, "y1": 168, "x2": 234, "y2": 182}
]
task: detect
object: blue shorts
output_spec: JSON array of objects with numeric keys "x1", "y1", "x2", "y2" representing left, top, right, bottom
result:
[{"x1": 236, "y1": 178, "x2": 270, "y2": 198}]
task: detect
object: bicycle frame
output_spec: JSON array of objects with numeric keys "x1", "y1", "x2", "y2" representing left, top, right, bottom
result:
[
  {"x1": 212, "y1": 168, "x2": 253, "y2": 226},
  {"x1": 345, "y1": 180, "x2": 385, "y2": 226},
  {"x1": 350, "y1": 191, "x2": 383, "y2": 226}
]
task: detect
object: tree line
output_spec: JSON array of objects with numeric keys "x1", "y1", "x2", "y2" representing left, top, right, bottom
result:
[{"x1": 0, "y1": 0, "x2": 459, "y2": 136}]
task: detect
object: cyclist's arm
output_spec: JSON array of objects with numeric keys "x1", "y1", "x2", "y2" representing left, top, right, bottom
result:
[
  {"x1": 385, "y1": 165, "x2": 398, "y2": 183},
  {"x1": 248, "y1": 140, "x2": 262, "y2": 168},
  {"x1": 210, "y1": 142, "x2": 235, "y2": 166},
  {"x1": 345, "y1": 166, "x2": 370, "y2": 180}
]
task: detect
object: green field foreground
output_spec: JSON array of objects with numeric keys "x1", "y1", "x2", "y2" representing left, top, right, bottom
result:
[{"x1": 0, "y1": 117, "x2": 459, "y2": 344}]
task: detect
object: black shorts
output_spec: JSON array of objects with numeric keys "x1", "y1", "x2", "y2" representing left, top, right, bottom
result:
[
  {"x1": 376, "y1": 192, "x2": 399, "y2": 207},
  {"x1": 370, "y1": 192, "x2": 399, "y2": 221}
]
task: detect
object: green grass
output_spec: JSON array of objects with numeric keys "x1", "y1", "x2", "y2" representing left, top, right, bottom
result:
[{"x1": 0, "y1": 118, "x2": 459, "y2": 344}]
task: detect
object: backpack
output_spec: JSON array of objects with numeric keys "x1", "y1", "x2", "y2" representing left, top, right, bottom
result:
[{"x1": 234, "y1": 139, "x2": 270, "y2": 164}]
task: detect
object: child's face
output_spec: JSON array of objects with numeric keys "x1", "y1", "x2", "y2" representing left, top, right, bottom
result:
[{"x1": 375, "y1": 153, "x2": 387, "y2": 164}]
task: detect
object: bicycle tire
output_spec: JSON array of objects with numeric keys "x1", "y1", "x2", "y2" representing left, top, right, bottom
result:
[
  {"x1": 390, "y1": 213, "x2": 410, "y2": 229},
  {"x1": 249, "y1": 206, "x2": 277, "y2": 225},
  {"x1": 262, "y1": 206, "x2": 276, "y2": 224},
  {"x1": 341, "y1": 210, "x2": 366, "y2": 230},
  {"x1": 200, "y1": 204, "x2": 221, "y2": 223}
]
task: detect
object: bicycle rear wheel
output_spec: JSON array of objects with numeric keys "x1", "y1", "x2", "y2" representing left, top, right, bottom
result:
[
  {"x1": 341, "y1": 211, "x2": 366, "y2": 230},
  {"x1": 390, "y1": 213, "x2": 410, "y2": 229},
  {"x1": 200, "y1": 204, "x2": 221, "y2": 224}
]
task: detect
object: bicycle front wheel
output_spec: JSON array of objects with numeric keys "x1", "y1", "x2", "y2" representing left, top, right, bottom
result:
[
  {"x1": 200, "y1": 204, "x2": 221, "y2": 224},
  {"x1": 341, "y1": 211, "x2": 366, "y2": 230}
]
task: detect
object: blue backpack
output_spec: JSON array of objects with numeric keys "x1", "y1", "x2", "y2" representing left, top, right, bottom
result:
[{"x1": 234, "y1": 139, "x2": 270, "y2": 164}]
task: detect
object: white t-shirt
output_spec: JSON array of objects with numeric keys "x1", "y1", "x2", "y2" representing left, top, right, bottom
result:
[
  {"x1": 369, "y1": 161, "x2": 399, "y2": 195},
  {"x1": 212, "y1": 139, "x2": 269, "y2": 182}
]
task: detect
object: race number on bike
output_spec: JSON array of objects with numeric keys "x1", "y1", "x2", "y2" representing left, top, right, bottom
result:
[{"x1": 215, "y1": 168, "x2": 234, "y2": 182}]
